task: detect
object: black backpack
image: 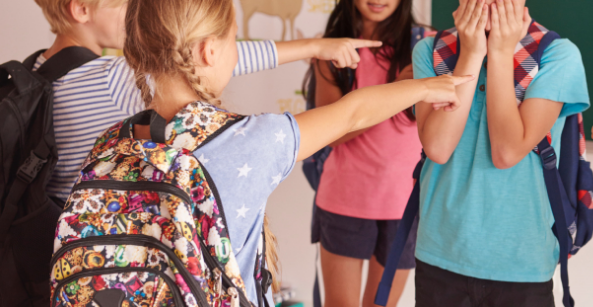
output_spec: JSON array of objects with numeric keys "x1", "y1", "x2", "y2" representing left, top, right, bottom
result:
[{"x1": 0, "y1": 47, "x2": 98, "y2": 307}]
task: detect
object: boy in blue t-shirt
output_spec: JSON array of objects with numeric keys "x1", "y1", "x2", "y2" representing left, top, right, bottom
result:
[{"x1": 414, "y1": 0, "x2": 589, "y2": 306}]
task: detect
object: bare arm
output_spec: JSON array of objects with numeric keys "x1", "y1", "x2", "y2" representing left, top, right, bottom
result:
[
  {"x1": 486, "y1": 0, "x2": 562, "y2": 169},
  {"x1": 417, "y1": 0, "x2": 488, "y2": 164},
  {"x1": 276, "y1": 38, "x2": 382, "y2": 68},
  {"x1": 295, "y1": 74, "x2": 474, "y2": 161}
]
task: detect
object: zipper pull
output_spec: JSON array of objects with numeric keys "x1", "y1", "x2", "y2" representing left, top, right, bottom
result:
[
  {"x1": 227, "y1": 287, "x2": 239, "y2": 307},
  {"x1": 213, "y1": 268, "x2": 223, "y2": 295}
]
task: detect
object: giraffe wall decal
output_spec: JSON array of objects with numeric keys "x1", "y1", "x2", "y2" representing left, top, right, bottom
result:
[{"x1": 239, "y1": 0, "x2": 304, "y2": 41}]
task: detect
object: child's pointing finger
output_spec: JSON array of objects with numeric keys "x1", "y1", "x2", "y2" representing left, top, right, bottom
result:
[{"x1": 350, "y1": 39, "x2": 383, "y2": 49}]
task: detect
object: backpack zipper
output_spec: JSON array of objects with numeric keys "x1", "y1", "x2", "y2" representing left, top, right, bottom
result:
[
  {"x1": 51, "y1": 267, "x2": 183, "y2": 307},
  {"x1": 198, "y1": 162, "x2": 251, "y2": 307},
  {"x1": 72, "y1": 180, "x2": 191, "y2": 205},
  {"x1": 51, "y1": 235, "x2": 209, "y2": 307},
  {"x1": 199, "y1": 163, "x2": 231, "y2": 237}
]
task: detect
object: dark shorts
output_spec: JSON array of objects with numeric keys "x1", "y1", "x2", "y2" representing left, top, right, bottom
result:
[
  {"x1": 311, "y1": 205, "x2": 418, "y2": 269},
  {"x1": 415, "y1": 259, "x2": 555, "y2": 307}
]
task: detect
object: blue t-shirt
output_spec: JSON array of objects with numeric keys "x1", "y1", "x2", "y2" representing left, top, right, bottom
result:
[
  {"x1": 193, "y1": 113, "x2": 300, "y2": 305},
  {"x1": 413, "y1": 37, "x2": 590, "y2": 282}
]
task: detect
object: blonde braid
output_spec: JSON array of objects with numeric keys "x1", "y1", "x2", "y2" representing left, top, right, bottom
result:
[
  {"x1": 172, "y1": 45, "x2": 221, "y2": 106},
  {"x1": 134, "y1": 71, "x2": 153, "y2": 107}
]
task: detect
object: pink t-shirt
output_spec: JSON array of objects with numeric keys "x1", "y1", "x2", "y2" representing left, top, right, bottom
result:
[{"x1": 316, "y1": 47, "x2": 423, "y2": 220}]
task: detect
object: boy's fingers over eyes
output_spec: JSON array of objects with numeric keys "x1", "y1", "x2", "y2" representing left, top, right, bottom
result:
[
  {"x1": 461, "y1": 0, "x2": 477, "y2": 23},
  {"x1": 469, "y1": 0, "x2": 484, "y2": 26},
  {"x1": 497, "y1": 1, "x2": 508, "y2": 24},
  {"x1": 478, "y1": 5, "x2": 489, "y2": 29},
  {"x1": 350, "y1": 39, "x2": 382, "y2": 49},
  {"x1": 452, "y1": 74, "x2": 476, "y2": 85}
]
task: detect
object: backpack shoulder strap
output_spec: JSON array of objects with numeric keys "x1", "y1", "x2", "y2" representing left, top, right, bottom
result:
[
  {"x1": 22, "y1": 49, "x2": 47, "y2": 70},
  {"x1": 432, "y1": 27, "x2": 460, "y2": 76},
  {"x1": 411, "y1": 26, "x2": 426, "y2": 48},
  {"x1": 533, "y1": 26, "x2": 560, "y2": 68},
  {"x1": 164, "y1": 101, "x2": 245, "y2": 151},
  {"x1": 35, "y1": 46, "x2": 99, "y2": 83}
]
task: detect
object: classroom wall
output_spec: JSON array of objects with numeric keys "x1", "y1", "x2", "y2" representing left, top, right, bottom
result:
[{"x1": 0, "y1": 0, "x2": 54, "y2": 63}]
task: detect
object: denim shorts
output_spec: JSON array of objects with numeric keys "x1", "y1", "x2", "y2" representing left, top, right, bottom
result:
[{"x1": 311, "y1": 205, "x2": 417, "y2": 269}]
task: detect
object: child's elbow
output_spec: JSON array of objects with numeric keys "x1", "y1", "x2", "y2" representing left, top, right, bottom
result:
[
  {"x1": 424, "y1": 147, "x2": 452, "y2": 165},
  {"x1": 491, "y1": 151, "x2": 521, "y2": 169}
]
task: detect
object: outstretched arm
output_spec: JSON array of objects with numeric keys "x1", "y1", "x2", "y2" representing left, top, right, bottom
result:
[
  {"x1": 295, "y1": 74, "x2": 474, "y2": 161},
  {"x1": 276, "y1": 38, "x2": 382, "y2": 68},
  {"x1": 233, "y1": 39, "x2": 381, "y2": 76}
]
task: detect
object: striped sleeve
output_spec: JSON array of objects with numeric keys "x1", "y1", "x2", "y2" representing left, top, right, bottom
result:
[
  {"x1": 107, "y1": 56, "x2": 145, "y2": 116},
  {"x1": 233, "y1": 40, "x2": 278, "y2": 77}
]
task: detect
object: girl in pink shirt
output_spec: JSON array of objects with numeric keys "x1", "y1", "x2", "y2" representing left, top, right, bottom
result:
[{"x1": 305, "y1": 0, "x2": 432, "y2": 306}]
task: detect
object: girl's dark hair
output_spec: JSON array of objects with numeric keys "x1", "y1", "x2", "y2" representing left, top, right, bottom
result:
[{"x1": 304, "y1": 0, "x2": 417, "y2": 120}]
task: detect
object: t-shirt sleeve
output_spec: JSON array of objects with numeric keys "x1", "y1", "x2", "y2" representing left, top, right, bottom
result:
[
  {"x1": 233, "y1": 40, "x2": 278, "y2": 77},
  {"x1": 236, "y1": 112, "x2": 300, "y2": 181},
  {"x1": 525, "y1": 39, "x2": 590, "y2": 117},
  {"x1": 106, "y1": 56, "x2": 145, "y2": 116},
  {"x1": 413, "y1": 37, "x2": 437, "y2": 79}
]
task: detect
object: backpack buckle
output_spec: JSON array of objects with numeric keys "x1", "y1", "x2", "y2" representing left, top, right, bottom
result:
[
  {"x1": 17, "y1": 151, "x2": 48, "y2": 183},
  {"x1": 539, "y1": 146, "x2": 557, "y2": 170}
]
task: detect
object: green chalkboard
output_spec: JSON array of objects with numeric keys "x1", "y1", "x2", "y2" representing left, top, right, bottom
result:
[{"x1": 432, "y1": 0, "x2": 593, "y2": 139}]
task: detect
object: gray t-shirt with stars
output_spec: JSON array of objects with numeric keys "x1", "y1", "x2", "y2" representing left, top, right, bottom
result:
[{"x1": 193, "y1": 112, "x2": 300, "y2": 305}]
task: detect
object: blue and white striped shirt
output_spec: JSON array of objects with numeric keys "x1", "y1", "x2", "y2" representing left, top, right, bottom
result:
[{"x1": 33, "y1": 40, "x2": 278, "y2": 201}]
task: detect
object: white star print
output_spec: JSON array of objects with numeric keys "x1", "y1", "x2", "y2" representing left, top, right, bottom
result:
[
  {"x1": 198, "y1": 154, "x2": 210, "y2": 164},
  {"x1": 275, "y1": 129, "x2": 287, "y2": 143},
  {"x1": 236, "y1": 204, "x2": 250, "y2": 218},
  {"x1": 271, "y1": 173, "x2": 282, "y2": 186},
  {"x1": 234, "y1": 127, "x2": 247, "y2": 136},
  {"x1": 237, "y1": 163, "x2": 252, "y2": 178}
]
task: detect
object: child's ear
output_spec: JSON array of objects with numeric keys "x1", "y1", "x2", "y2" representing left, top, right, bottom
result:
[
  {"x1": 69, "y1": 0, "x2": 92, "y2": 24},
  {"x1": 196, "y1": 36, "x2": 217, "y2": 68}
]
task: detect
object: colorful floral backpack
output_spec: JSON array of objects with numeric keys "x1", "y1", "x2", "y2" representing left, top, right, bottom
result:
[
  {"x1": 375, "y1": 21, "x2": 593, "y2": 307},
  {"x1": 51, "y1": 103, "x2": 267, "y2": 307}
]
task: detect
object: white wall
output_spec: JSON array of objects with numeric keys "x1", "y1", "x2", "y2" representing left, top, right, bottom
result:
[{"x1": 0, "y1": 0, "x2": 55, "y2": 63}]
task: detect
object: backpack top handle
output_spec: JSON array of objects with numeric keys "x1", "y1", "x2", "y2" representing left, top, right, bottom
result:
[{"x1": 119, "y1": 109, "x2": 168, "y2": 143}]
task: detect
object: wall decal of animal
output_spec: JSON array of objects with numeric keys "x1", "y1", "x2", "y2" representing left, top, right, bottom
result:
[{"x1": 239, "y1": 0, "x2": 304, "y2": 41}]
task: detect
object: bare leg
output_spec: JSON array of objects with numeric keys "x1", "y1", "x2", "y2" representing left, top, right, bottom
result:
[
  {"x1": 362, "y1": 256, "x2": 411, "y2": 307},
  {"x1": 320, "y1": 245, "x2": 364, "y2": 307}
]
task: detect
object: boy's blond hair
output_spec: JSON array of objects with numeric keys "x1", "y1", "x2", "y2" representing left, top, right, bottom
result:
[{"x1": 35, "y1": 0, "x2": 126, "y2": 34}]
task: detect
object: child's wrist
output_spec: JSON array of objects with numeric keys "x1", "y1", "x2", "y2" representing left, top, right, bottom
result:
[
  {"x1": 487, "y1": 49, "x2": 515, "y2": 60},
  {"x1": 458, "y1": 50, "x2": 485, "y2": 64},
  {"x1": 308, "y1": 38, "x2": 322, "y2": 60}
]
